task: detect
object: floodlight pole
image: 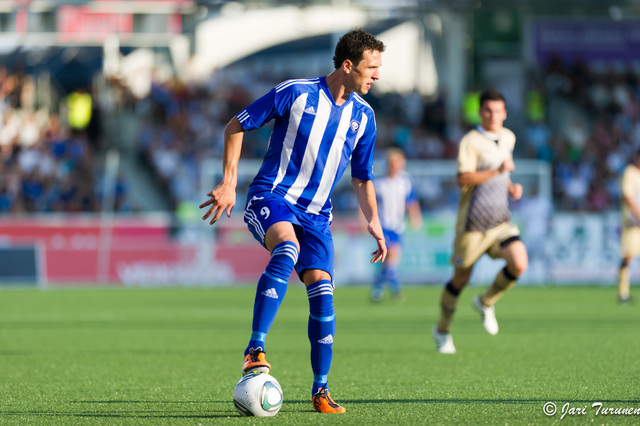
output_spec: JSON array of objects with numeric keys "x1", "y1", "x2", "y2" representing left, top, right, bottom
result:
[{"x1": 97, "y1": 148, "x2": 120, "y2": 284}]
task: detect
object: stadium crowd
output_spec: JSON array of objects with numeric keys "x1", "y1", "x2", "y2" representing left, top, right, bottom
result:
[
  {"x1": 132, "y1": 59, "x2": 640, "y2": 214},
  {"x1": 2, "y1": 56, "x2": 640, "y2": 215},
  {"x1": 0, "y1": 65, "x2": 127, "y2": 214},
  {"x1": 529, "y1": 58, "x2": 640, "y2": 211}
]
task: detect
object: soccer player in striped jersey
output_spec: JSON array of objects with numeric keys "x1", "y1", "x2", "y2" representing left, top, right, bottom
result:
[
  {"x1": 371, "y1": 148, "x2": 422, "y2": 302},
  {"x1": 432, "y1": 89, "x2": 528, "y2": 354},
  {"x1": 616, "y1": 150, "x2": 640, "y2": 303},
  {"x1": 200, "y1": 29, "x2": 387, "y2": 413}
]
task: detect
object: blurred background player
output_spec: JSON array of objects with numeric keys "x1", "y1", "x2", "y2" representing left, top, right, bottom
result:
[
  {"x1": 616, "y1": 149, "x2": 640, "y2": 303},
  {"x1": 200, "y1": 29, "x2": 387, "y2": 413},
  {"x1": 370, "y1": 147, "x2": 422, "y2": 302},
  {"x1": 432, "y1": 89, "x2": 528, "y2": 354}
]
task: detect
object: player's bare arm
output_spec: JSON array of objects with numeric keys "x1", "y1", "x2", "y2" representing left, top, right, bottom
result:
[
  {"x1": 200, "y1": 117, "x2": 245, "y2": 225},
  {"x1": 352, "y1": 177, "x2": 387, "y2": 263},
  {"x1": 407, "y1": 200, "x2": 423, "y2": 230}
]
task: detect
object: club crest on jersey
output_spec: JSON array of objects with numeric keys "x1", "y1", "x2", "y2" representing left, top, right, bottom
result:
[{"x1": 350, "y1": 120, "x2": 360, "y2": 133}]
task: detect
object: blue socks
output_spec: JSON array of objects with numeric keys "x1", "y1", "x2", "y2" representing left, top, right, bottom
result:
[
  {"x1": 375, "y1": 264, "x2": 401, "y2": 295},
  {"x1": 307, "y1": 279, "x2": 335, "y2": 395},
  {"x1": 373, "y1": 266, "x2": 386, "y2": 293},
  {"x1": 386, "y1": 265, "x2": 401, "y2": 295},
  {"x1": 244, "y1": 242, "x2": 336, "y2": 398},
  {"x1": 245, "y1": 241, "x2": 298, "y2": 356}
]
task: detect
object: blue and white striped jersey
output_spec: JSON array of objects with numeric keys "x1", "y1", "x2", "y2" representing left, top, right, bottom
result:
[
  {"x1": 375, "y1": 172, "x2": 417, "y2": 234},
  {"x1": 237, "y1": 77, "x2": 377, "y2": 221}
]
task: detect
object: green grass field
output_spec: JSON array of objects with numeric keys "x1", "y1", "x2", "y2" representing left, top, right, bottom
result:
[{"x1": 0, "y1": 284, "x2": 638, "y2": 425}]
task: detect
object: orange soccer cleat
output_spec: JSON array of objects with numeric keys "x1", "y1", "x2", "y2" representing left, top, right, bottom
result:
[
  {"x1": 242, "y1": 348, "x2": 271, "y2": 375},
  {"x1": 312, "y1": 386, "x2": 346, "y2": 413}
]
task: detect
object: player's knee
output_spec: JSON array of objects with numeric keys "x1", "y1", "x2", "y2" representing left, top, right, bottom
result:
[
  {"x1": 450, "y1": 273, "x2": 470, "y2": 291},
  {"x1": 621, "y1": 257, "x2": 631, "y2": 268},
  {"x1": 265, "y1": 224, "x2": 299, "y2": 252},
  {"x1": 302, "y1": 269, "x2": 332, "y2": 286},
  {"x1": 507, "y1": 258, "x2": 528, "y2": 278},
  {"x1": 455, "y1": 265, "x2": 472, "y2": 280}
]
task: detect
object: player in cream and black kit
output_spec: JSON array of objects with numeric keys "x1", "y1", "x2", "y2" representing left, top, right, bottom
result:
[
  {"x1": 432, "y1": 89, "x2": 529, "y2": 354},
  {"x1": 616, "y1": 150, "x2": 640, "y2": 303}
]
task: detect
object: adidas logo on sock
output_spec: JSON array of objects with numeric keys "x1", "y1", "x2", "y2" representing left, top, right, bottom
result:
[
  {"x1": 304, "y1": 106, "x2": 316, "y2": 115},
  {"x1": 261, "y1": 288, "x2": 278, "y2": 299},
  {"x1": 318, "y1": 334, "x2": 333, "y2": 344}
]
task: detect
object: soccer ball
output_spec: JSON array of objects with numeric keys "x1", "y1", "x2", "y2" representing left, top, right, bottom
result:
[{"x1": 233, "y1": 372, "x2": 283, "y2": 417}]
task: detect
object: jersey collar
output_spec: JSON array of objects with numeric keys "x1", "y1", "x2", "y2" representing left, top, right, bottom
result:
[
  {"x1": 320, "y1": 76, "x2": 353, "y2": 108},
  {"x1": 476, "y1": 125, "x2": 501, "y2": 143}
]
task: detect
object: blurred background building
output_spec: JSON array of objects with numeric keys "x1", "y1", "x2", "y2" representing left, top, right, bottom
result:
[{"x1": 0, "y1": 0, "x2": 639, "y2": 286}]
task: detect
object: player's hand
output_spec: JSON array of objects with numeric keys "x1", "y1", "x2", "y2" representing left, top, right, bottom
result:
[
  {"x1": 509, "y1": 183, "x2": 523, "y2": 200},
  {"x1": 367, "y1": 221, "x2": 387, "y2": 263},
  {"x1": 199, "y1": 182, "x2": 236, "y2": 225},
  {"x1": 499, "y1": 158, "x2": 515, "y2": 173}
]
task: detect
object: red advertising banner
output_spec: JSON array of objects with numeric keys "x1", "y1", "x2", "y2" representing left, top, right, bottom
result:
[
  {"x1": 57, "y1": 5, "x2": 134, "y2": 42},
  {"x1": 0, "y1": 216, "x2": 268, "y2": 286}
]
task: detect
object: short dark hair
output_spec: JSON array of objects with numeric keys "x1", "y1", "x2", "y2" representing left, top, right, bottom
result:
[
  {"x1": 332, "y1": 28, "x2": 386, "y2": 70},
  {"x1": 479, "y1": 89, "x2": 506, "y2": 108}
]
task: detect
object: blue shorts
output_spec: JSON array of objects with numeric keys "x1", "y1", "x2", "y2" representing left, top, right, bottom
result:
[
  {"x1": 244, "y1": 192, "x2": 334, "y2": 281},
  {"x1": 383, "y1": 228, "x2": 402, "y2": 248}
]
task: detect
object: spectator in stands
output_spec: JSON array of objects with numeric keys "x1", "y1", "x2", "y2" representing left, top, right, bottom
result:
[{"x1": 0, "y1": 63, "x2": 129, "y2": 214}]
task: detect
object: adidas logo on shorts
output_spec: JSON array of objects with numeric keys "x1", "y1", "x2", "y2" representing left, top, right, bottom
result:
[
  {"x1": 261, "y1": 288, "x2": 278, "y2": 299},
  {"x1": 318, "y1": 334, "x2": 333, "y2": 344}
]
